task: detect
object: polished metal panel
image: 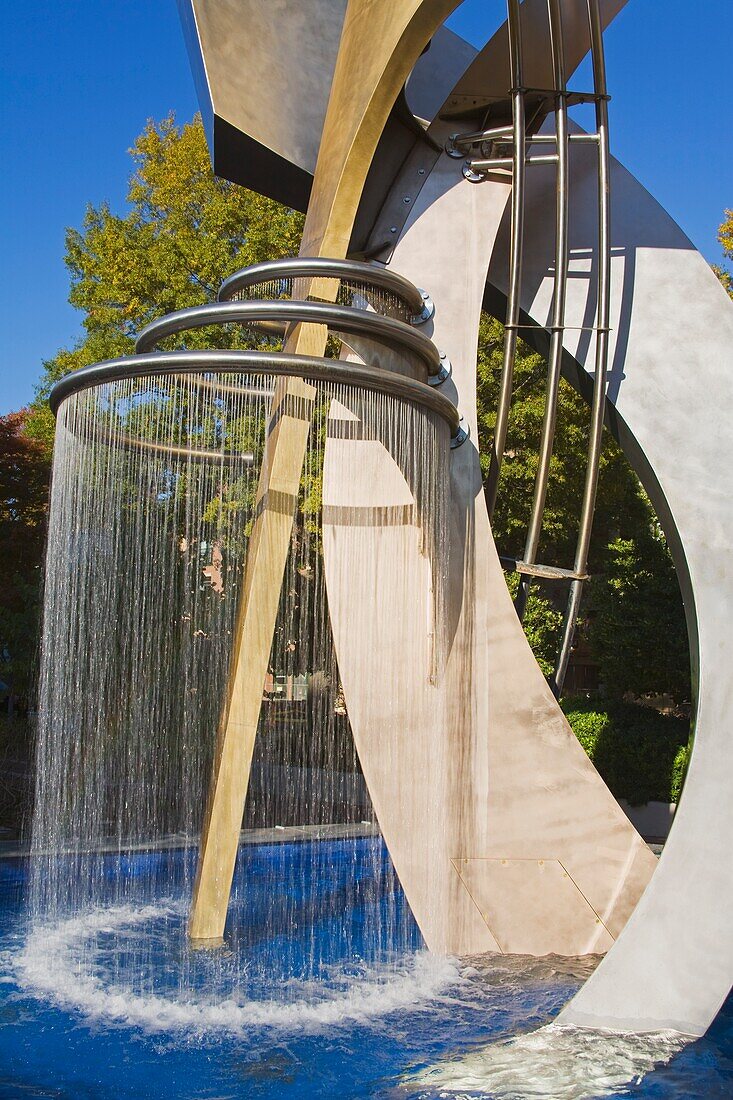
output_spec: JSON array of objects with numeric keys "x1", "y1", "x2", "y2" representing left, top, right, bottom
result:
[
  {"x1": 177, "y1": 1, "x2": 474, "y2": 211},
  {"x1": 176, "y1": 0, "x2": 348, "y2": 209}
]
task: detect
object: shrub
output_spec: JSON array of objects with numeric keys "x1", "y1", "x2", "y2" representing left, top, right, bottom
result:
[{"x1": 562, "y1": 696, "x2": 689, "y2": 806}]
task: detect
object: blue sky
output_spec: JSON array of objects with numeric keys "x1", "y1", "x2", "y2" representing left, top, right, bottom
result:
[{"x1": 1, "y1": 0, "x2": 730, "y2": 415}]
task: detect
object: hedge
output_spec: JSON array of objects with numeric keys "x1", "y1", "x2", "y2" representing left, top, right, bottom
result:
[{"x1": 561, "y1": 696, "x2": 690, "y2": 806}]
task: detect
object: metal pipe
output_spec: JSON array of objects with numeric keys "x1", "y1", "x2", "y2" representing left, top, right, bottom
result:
[
  {"x1": 515, "y1": 0, "x2": 570, "y2": 621},
  {"x1": 529, "y1": 132, "x2": 600, "y2": 144},
  {"x1": 217, "y1": 255, "x2": 427, "y2": 317},
  {"x1": 451, "y1": 124, "x2": 514, "y2": 147},
  {"x1": 134, "y1": 298, "x2": 444, "y2": 379},
  {"x1": 485, "y1": 0, "x2": 526, "y2": 517},
  {"x1": 468, "y1": 153, "x2": 558, "y2": 171},
  {"x1": 48, "y1": 348, "x2": 461, "y2": 436},
  {"x1": 553, "y1": 0, "x2": 611, "y2": 695}
]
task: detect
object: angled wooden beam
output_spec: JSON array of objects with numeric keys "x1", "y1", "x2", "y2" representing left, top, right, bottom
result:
[{"x1": 189, "y1": 0, "x2": 462, "y2": 942}]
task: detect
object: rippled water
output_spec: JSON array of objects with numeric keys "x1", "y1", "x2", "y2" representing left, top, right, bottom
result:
[{"x1": 0, "y1": 839, "x2": 731, "y2": 1099}]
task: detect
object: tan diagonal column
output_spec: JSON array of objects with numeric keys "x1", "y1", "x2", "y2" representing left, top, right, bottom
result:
[
  {"x1": 189, "y1": 0, "x2": 462, "y2": 942},
  {"x1": 189, "y1": 374, "x2": 316, "y2": 942}
]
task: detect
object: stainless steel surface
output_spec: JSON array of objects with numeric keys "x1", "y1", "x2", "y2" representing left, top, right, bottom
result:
[
  {"x1": 176, "y1": 0, "x2": 348, "y2": 209},
  {"x1": 515, "y1": 0, "x2": 570, "y2": 621},
  {"x1": 484, "y1": 0, "x2": 526, "y2": 518},
  {"x1": 134, "y1": 299, "x2": 445, "y2": 378},
  {"x1": 177, "y1": 2, "x2": 475, "y2": 212},
  {"x1": 48, "y1": 349, "x2": 461, "y2": 433},
  {"x1": 553, "y1": 0, "x2": 611, "y2": 695}
]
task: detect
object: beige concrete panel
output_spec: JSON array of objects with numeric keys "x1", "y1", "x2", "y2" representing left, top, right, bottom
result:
[
  {"x1": 453, "y1": 858, "x2": 614, "y2": 956},
  {"x1": 322, "y1": 399, "x2": 501, "y2": 955},
  {"x1": 320, "y1": 124, "x2": 656, "y2": 957},
  {"x1": 488, "y1": 134, "x2": 733, "y2": 1035}
]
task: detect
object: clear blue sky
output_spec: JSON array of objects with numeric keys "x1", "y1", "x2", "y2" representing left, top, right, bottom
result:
[{"x1": 1, "y1": 0, "x2": 730, "y2": 415}]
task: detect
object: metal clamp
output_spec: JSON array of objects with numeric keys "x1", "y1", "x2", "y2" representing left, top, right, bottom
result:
[
  {"x1": 410, "y1": 289, "x2": 435, "y2": 325},
  {"x1": 427, "y1": 351, "x2": 452, "y2": 386}
]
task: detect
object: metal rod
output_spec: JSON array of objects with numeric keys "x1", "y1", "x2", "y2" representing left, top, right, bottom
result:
[
  {"x1": 48, "y1": 348, "x2": 461, "y2": 435},
  {"x1": 467, "y1": 153, "x2": 559, "y2": 171},
  {"x1": 515, "y1": 0, "x2": 570, "y2": 621},
  {"x1": 468, "y1": 156, "x2": 513, "y2": 170},
  {"x1": 451, "y1": 124, "x2": 515, "y2": 147},
  {"x1": 485, "y1": 0, "x2": 526, "y2": 518},
  {"x1": 134, "y1": 298, "x2": 444, "y2": 379},
  {"x1": 217, "y1": 255, "x2": 427, "y2": 316},
  {"x1": 529, "y1": 132, "x2": 600, "y2": 144},
  {"x1": 553, "y1": 0, "x2": 611, "y2": 695}
]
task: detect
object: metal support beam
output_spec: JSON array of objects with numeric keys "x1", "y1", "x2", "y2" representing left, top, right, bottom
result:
[
  {"x1": 484, "y1": 0, "x2": 526, "y2": 518},
  {"x1": 515, "y1": 0, "x2": 570, "y2": 621},
  {"x1": 552, "y1": 0, "x2": 612, "y2": 696}
]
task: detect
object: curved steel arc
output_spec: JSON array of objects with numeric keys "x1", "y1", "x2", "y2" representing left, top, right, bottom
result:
[
  {"x1": 552, "y1": 0, "x2": 612, "y2": 694},
  {"x1": 514, "y1": 0, "x2": 570, "y2": 621},
  {"x1": 134, "y1": 298, "x2": 443, "y2": 377},
  {"x1": 218, "y1": 255, "x2": 427, "y2": 316},
  {"x1": 48, "y1": 349, "x2": 460, "y2": 433},
  {"x1": 484, "y1": 0, "x2": 526, "y2": 518}
]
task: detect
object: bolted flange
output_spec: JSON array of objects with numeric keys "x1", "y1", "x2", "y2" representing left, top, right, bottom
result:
[
  {"x1": 427, "y1": 350, "x2": 452, "y2": 386},
  {"x1": 410, "y1": 289, "x2": 435, "y2": 325},
  {"x1": 450, "y1": 418, "x2": 469, "y2": 449}
]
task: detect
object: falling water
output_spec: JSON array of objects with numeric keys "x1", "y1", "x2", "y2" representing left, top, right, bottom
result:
[{"x1": 25, "y1": 368, "x2": 452, "y2": 1031}]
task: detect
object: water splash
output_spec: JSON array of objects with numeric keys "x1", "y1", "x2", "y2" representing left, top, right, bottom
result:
[
  {"x1": 12, "y1": 900, "x2": 458, "y2": 1036},
  {"x1": 411, "y1": 1018, "x2": 689, "y2": 1099},
  {"x1": 30, "y1": 368, "x2": 450, "y2": 1002}
]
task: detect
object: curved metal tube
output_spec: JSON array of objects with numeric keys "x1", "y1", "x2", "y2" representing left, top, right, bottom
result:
[
  {"x1": 218, "y1": 255, "x2": 427, "y2": 316},
  {"x1": 48, "y1": 349, "x2": 460, "y2": 435},
  {"x1": 515, "y1": 0, "x2": 570, "y2": 620},
  {"x1": 484, "y1": 0, "x2": 527, "y2": 517},
  {"x1": 134, "y1": 299, "x2": 443, "y2": 378},
  {"x1": 553, "y1": 0, "x2": 611, "y2": 695}
]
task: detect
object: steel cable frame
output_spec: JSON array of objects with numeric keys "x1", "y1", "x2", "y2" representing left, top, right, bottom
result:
[
  {"x1": 217, "y1": 255, "x2": 433, "y2": 322},
  {"x1": 456, "y1": 0, "x2": 612, "y2": 695},
  {"x1": 50, "y1": 262, "x2": 462, "y2": 457}
]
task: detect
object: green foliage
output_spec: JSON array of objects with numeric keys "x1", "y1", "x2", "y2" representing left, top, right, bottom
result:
[
  {"x1": 590, "y1": 532, "x2": 690, "y2": 703},
  {"x1": 714, "y1": 208, "x2": 733, "y2": 298},
  {"x1": 475, "y1": 311, "x2": 690, "y2": 703},
  {"x1": 504, "y1": 572, "x2": 562, "y2": 676},
  {"x1": 0, "y1": 412, "x2": 52, "y2": 706},
  {"x1": 28, "y1": 114, "x2": 304, "y2": 434},
  {"x1": 562, "y1": 696, "x2": 689, "y2": 805}
]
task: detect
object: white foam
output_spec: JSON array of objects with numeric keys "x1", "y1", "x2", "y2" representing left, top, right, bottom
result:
[
  {"x1": 411, "y1": 1020, "x2": 689, "y2": 1099},
  {"x1": 11, "y1": 903, "x2": 458, "y2": 1036}
]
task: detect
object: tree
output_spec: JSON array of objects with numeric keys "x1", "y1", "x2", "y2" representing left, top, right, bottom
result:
[
  {"x1": 0, "y1": 411, "x2": 52, "y2": 710},
  {"x1": 589, "y1": 531, "x2": 690, "y2": 703},
  {"x1": 27, "y1": 113, "x2": 305, "y2": 443},
  {"x1": 475, "y1": 313, "x2": 690, "y2": 702},
  {"x1": 713, "y1": 207, "x2": 733, "y2": 298}
]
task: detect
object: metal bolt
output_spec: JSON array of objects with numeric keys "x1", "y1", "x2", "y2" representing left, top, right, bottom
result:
[
  {"x1": 403, "y1": 196, "x2": 411, "y2": 204},
  {"x1": 422, "y1": 291, "x2": 429, "y2": 300},
  {"x1": 389, "y1": 226, "x2": 398, "y2": 233},
  {"x1": 418, "y1": 167, "x2": 425, "y2": 175}
]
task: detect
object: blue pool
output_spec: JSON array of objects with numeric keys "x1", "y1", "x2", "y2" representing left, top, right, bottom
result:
[{"x1": 0, "y1": 837, "x2": 731, "y2": 1098}]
